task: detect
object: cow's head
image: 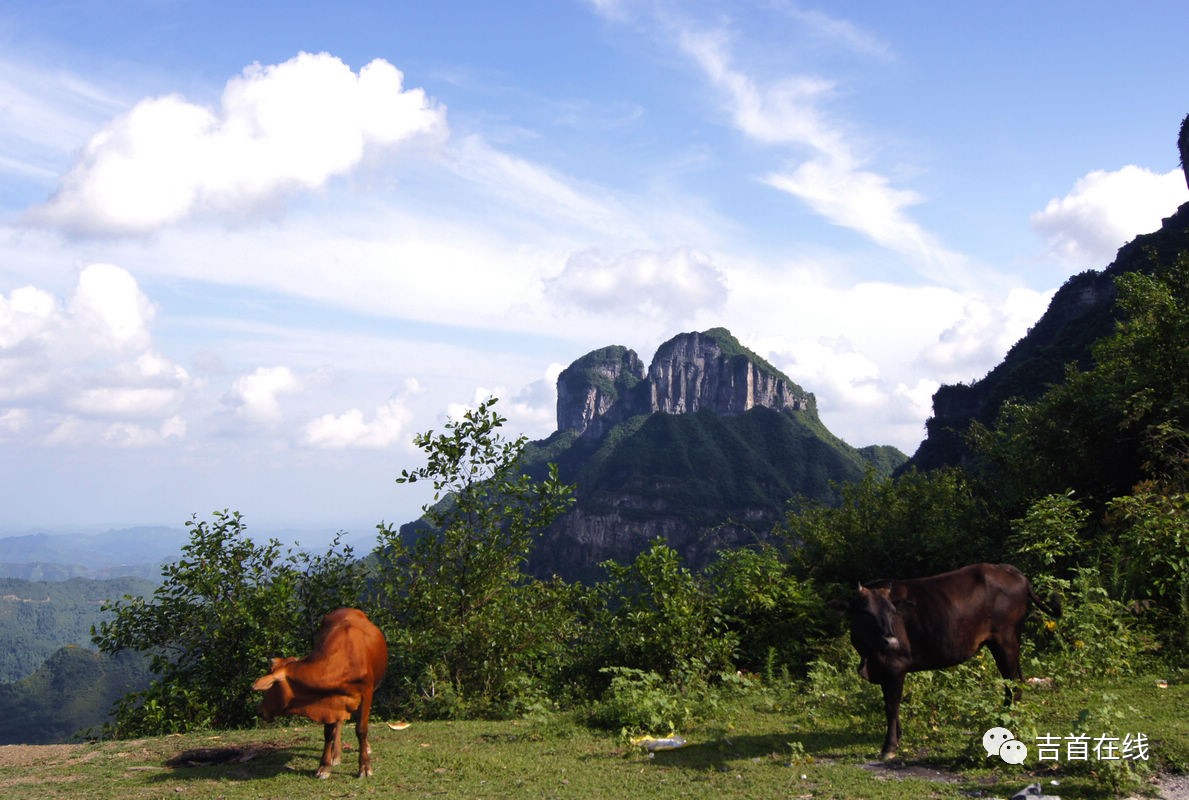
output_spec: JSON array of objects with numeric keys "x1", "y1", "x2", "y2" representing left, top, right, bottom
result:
[
  {"x1": 832, "y1": 584, "x2": 913, "y2": 676},
  {"x1": 252, "y1": 657, "x2": 299, "y2": 721}
]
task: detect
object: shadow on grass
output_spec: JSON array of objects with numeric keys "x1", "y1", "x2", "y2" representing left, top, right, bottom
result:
[
  {"x1": 147, "y1": 736, "x2": 321, "y2": 783},
  {"x1": 636, "y1": 728, "x2": 877, "y2": 770}
]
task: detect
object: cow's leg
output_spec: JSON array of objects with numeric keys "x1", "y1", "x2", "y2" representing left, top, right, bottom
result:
[
  {"x1": 316, "y1": 721, "x2": 343, "y2": 779},
  {"x1": 356, "y1": 690, "x2": 375, "y2": 778},
  {"x1": 987, "y1": 635, "x2": 1024, "y2": 704},
  {"x1": 879, "y1": 673, "x2": 905, "y2": 760}
]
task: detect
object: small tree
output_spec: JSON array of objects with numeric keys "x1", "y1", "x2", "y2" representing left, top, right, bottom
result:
[
  {"x1": 373, "y1": 397, "x2": 575, "y2": 717},
  {"x1": 583, "y1": 540, "x2": 736, "y2": 688},
  {"x1": 706, "y1": 544, "x2": 827, "y2": 676},
  {"x1": 93, "y1": 511, "x2": 365, "y2": 736}
]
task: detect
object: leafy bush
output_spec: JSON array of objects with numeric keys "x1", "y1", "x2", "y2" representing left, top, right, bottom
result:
[
  {"x1": 1108, "y1": 487, "x2": 1189, "y2": 653},
  {"x1": 579, "y1": 540, "x2": 736, "y2": 692},
  {"x1": 93, "y1": 511, "x2": 361, "y2": 736},
  {"x1": 705, "y1": 545, "x2": 829, "y2": 674},
  {"x1": 589, "y1": 667, "x2": 692, "y2": 733},
  {"x1": 371, "y1": 398, "x2": 576, "y2": 718},
  {"x1": 785, "y1": 467, "x2": 994, "y2": 586},
  {"x1": 1040, "y1": 567, "x2": 1152, "y2": 678}
]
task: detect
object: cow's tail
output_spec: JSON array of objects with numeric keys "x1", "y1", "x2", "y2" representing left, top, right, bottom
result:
[{"x1": 1029, "y1": 584, "x2": 1063, "y2": 618}]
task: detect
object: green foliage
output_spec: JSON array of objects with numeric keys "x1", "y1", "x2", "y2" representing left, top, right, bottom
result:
[
  {"x1": 92, "y1": 511, "x2": 361, "y2": 737},
  {"x1": 1108, "y1": 488, "x2": 1189, "y2": 650},
  {"x1": 704, "y1": 545, "x2": 828, "y2": 674},
  {"x1": 373, "y1": 397, "x2": 575, "y2": 718},
  {"x1": 785, "y1": 467, "x2": 994, "y2": 585},
  {"x1": 581, "y1": 541, "x2": 736, "y2": 691},
  {"x1": 589, "y1": 667, "x2": 691, "y2": 732},
  {"x1": 1006, "y1": 491, "x2": 1090, "y2": 580},
  {"x1": 0, "y1": 647, "x2": 151, "y2": 744},
  {"x1": 1043, "y1": 567, "x2": 1149, "y2": 678},
  {"x1": 973, "y1": 256, "x2": 1189, "y2": 517}
]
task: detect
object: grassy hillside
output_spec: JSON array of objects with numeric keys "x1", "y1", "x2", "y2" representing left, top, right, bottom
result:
[
  {"x1": 0, "y1": 646, "x2": 151, "y2": 745},
  {"x1": 0, "y1": 577, "x2": 155, "y2": 683},
  {"x1": 0, "y1": 669, "x2": 1182, "y2": 799}
]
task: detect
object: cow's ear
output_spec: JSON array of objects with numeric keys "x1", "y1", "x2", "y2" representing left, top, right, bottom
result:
[
  {"x1": 893, "y1": 597, "x2": 916, "y2": 612},
  {"x1": 252, "y1": 674, "x2": 279, "y2": 691}
]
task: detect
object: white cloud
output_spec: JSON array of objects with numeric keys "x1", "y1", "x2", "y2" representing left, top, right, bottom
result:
[
  {"x1": 304, "y1": 378, "x2": 419, "y2": 449},
  {"x1": 29, "y1": 52, "x2": 447, "y2": 236},
  {"x1": 546, "y1": 247, "x2": 727, "y2": 319},
  {"x1": 227, "y1": 366, "x2": 299, "y2": 426},
  {"x1": 920, "y1": 288, "x2": 1052, "y2": 382},
  {"x1": 0, "y1": 284, "x2": 57, "y2": 350},
  {"x1": 0, "y1": 263, "x2": 186, "y2": 406},
  {"x1": 68, "y1": 386, "x2": 182, "y2": 419},
  {"x1": 66, "y1": 262, "x2": 154, "y2": 351},
  {"x1": 1031, "y1": 166, "x2": 1189, "y2": 267},
  {"x1": 0, "y1": 408, "x2": 29, "y2": 438},
  {"x1": 675, "y1": 21, "x2": 970, "y2": 285},
  {"x1": 101, "y1": 416, "x2": 187, "y2": 448}
]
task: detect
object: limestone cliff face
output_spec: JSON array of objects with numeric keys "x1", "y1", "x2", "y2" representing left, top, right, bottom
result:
[
  {"x1": 647, "y1": 329, "x2": 810, "y2": 417},
  {"x1": 555, "y1": 345, "x2": 645, "y2": 437},
  {"x1": 556, "y1": 328, "x2": 811, "y2": 436}
]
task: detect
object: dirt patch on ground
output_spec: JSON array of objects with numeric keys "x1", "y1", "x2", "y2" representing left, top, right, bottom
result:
[
  {"x1": 1133, "y1": 771, "x2": 1189, "y2": 800},
  {"x1": 860, "y1": 759, "x2": 964, "y2": 783},
  {"x1": 0, "y1": 744, "x2": 88, "y2": 769},
  {"x1": 862, "y1": 759, "x2": 1189, "y2": 799}
]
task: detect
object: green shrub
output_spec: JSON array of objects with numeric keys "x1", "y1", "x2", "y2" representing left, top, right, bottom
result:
[{"x1": 589, "y1": 667, "x2": 693, "y2": 733}]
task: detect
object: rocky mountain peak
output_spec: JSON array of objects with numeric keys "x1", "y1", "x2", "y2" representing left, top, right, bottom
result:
[
  {"x1": 555, "y1": 345, "x2": 645, "y2": 437},
  {"x1": 556, "y1": 328, "x2": 812, "y2": 437}
]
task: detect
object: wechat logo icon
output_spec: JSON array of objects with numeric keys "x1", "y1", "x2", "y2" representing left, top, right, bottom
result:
[{"x1": 983, "y1": 727, "x2": 1027, "y2": 764}]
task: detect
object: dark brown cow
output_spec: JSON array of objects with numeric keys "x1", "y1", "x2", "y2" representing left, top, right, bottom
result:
[
  {"x1": 252, "y1": 608, "x2": 387, "y2": 778},
  {"x1": 833, "y1": 563, "x2": 1058, "y2": 759}
]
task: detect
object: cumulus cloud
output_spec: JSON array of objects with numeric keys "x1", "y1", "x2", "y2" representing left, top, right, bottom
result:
[
  {"x1": 1031, "y1": 166, "x2": 1189, "y2": 268},
  {"x1": 777, "y1": 337, "x2": 885, "y2": 411},
  {"x1": 920, "y1": 288, "x2": 1053, "y2": 382},
  {"x1": 304, "y1": 378, "x2": 419, "y2": 449},
  {"x1": 0, "y1": 263, "x2": 192, "y2": 445},
  {"x1": 227, "y1": 366, "x2": 299, "y2": 426},
  {"x1": 29, "y1": 52, "x2": 446, "y2": 236},
  {"x1": 440, "y1": 364, "x2": 564, "y2": 441},
  {"x1": 546, "y1": 247, "x2": 727, "y2": 319}
]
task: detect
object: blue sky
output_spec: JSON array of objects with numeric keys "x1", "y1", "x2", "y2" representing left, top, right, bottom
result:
[{"x1": 2, "y1": 0, "x2": 1187, "y2": 538}]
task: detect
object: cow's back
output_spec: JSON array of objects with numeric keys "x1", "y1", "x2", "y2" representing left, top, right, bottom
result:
[
  {"x1": 309, "y1": 608, "x2": 388, "y2": 690},
  {"x1": 885, "y1": 563, "x2": 1030, "y2": 671}
]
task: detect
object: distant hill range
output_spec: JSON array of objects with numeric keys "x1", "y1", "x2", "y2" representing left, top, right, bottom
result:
[
  {"x1": 405, "y1": 327, "x2": 907, "y2": 581},
  {"x1": 906, "y1": 200, "x2": 1189, "y2": 472},
  {"x1": 0, "y1": 527, "x2": 188, "y2": 581}
]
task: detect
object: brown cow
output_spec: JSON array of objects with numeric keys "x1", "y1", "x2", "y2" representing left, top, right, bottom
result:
[
  {"x1": 252, "y1": 608, "x2": 387, "y2": 778},
  {"x1": 833, "y1": 563, "x2": 1058, "y2": 760}
]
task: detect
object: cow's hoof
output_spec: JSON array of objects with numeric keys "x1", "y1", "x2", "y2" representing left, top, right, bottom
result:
[
  {"x1": 315, "y1": 771, "x2": 331, "y2": 780},
  {"x1": 880, "y1": 750, "x2": 898, "y2": 762},
  {"x1": 357, "y1": 767, "x2": 374, "y2": 778}
]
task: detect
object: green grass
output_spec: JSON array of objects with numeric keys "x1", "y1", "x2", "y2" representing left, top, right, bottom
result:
[{"x1": 1, "y1": 671, "x2": 1183, "y2": 799}]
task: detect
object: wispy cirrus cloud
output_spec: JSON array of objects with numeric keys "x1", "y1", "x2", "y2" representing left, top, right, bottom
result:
[{"x1": 673, "y1": 22, "x2": 969, "y2": 284}]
